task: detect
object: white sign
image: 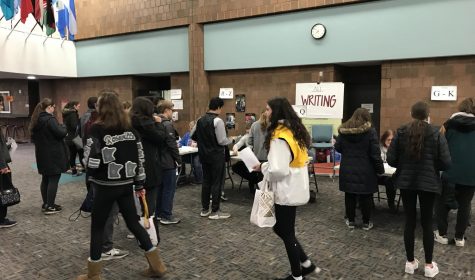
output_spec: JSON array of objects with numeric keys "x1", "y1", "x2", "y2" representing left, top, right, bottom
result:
[
  {"x1": 292, "y1": 105, "x2": 307, "y2": 117},
  {"x1": 219, "y1": 88, "x2": 234, "y2": 99},
  {"x1": 295, "y1": 82, "x2": 345, "y2": 119},
  {"x1": 172, "y1": 111, "x2": 179, "y2": 121},
  {"x1": 361, "y1": 103, "x2": 374, "y2": 113},
  {"x1": 170, "y1": 89, "x2": 182, "y2": 100},
  {"x1": 431, "y1": 86, "x2": 457, "y2": 101},
  {"x1": 171, "y1": 99, "x2": 183, "y2": 110}
]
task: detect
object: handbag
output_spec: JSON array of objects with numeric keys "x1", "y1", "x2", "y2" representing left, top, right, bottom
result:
[
  {"x1": 72, "y1": 135, "x2": 83, "y2": 149},
  {"x1": 137, "y1": 195, "x2": 159, "y2": 246},
  {"x1": 250, "y1": 180, "x2": 276, "y2": 227},
  {"x1": 0, "y1": 172, "x2": 20, "y2": 207}
]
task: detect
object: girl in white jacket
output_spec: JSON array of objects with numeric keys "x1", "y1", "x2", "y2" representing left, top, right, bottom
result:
[{"x1": 254, "y1": 97, "x2": 319, "y2": 280}]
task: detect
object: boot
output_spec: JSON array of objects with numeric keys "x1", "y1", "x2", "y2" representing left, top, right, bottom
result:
[
  {"x1": 142, "y1": 248, "x2": 167, "y2": 278},
  {"x1": 77, "y1": 259, "x2": 102, "y2": 280}
]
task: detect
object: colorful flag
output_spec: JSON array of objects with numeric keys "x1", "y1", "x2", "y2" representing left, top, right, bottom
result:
[
  {"x1": 20, "y1": 0, "x2": 33, "y2": 23},
  {"x1": 54, "y1": 0, "x2": 76, "y2": 40},
  {"x1": 0, "y1": 0, "x2": 15, "y2": 20},
  {"x1": 42, "y1": 0, "x2": 55, "y2": 36}
]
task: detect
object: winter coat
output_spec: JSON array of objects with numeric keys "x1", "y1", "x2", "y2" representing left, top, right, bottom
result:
[
  {"x1": 158, "y1": 115, "x2": 181, "y2": 170},
  {"x1": 335, "y1": 122, "x2": 384, "y2": 194},
  {"x1": 62, "y1": 108, "x2": 80, "y2": 142},
  {"x1": 442, "y1": 112, "x2": 475, "y2": 186},
  {"x1": 387, "y1": 123, "x2": 451, "y2": 194},
  {"x1": 132, "y1": 117, "x2": 167, "y2": 189},
  {"x1": 0, "y1": 131, "x2": 11, "y2": 169},
  {"x1": 31, "y1": 112, "x2": 69, "y2": 175}
]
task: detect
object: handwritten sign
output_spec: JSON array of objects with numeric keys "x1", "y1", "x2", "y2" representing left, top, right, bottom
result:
[
  {"x1": 170, "y1": 89, "x2": 182, "y2": 100},
  {"x1": 431, "y1": 86, "x2": 457, "y2": 101},
  {"x1": 219, "y1": 88, "x2": 234, "y2": 99},
  {"x1": 295, "y1": 82, "x2": 344, "y2": 119}
]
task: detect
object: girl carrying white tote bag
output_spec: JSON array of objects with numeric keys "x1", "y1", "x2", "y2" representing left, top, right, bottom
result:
[
  {"x1": 135, "y1": 194, "x2": 159, "y2": 246},
  {"x1": 250, "y1": 179, "x2": 276, "y2": 227}
]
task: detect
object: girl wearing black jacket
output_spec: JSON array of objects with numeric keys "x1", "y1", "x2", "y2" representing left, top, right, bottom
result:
[
  {"x1": 387, "y1": 101, "x2": 451, "y2": 278},
  {"x1": 0, "y1": 130, "x2": 16, "y2": 228},
  {"x1": 62, "y1": 101, "x2": 84, "y2": 175},
  {"x1": 29, "y1": 98, "x2": 69, "y2": 215},
  {"x1": 77, "y1": 91, "x2": 166, "y2": 280}
]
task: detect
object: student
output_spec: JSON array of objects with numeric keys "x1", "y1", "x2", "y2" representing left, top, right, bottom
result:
[
  {"x1": 335, "y1": 108, "x2": 384, "y2": 230},
  {"x1": 378, "y1": 129, "x2": 397, "y2": 212},
  {"x1": 77, "y1": 90, "x2": 166, "y2": 279},
  {"x1": 0, "y1": 129, "x2": 17, "y2": 228},
  {"x1": 434, "y1": 97, "x2": 475, "y2": 247},
  {"x1": 179, "y1": 120, "x2": 203, "y2": 184},
  {"x1": 253, "y1": 97, "x2": 319, "y2": 280},
  {"x1": 387, "y1": 101, "x2": 451, "y2": 278},
  {"x1": 29, "y1": 98, "x2": 68, "y2": 214},
  {"x1": 62, "y1": 101, "x2": 84, "y2": 176}
]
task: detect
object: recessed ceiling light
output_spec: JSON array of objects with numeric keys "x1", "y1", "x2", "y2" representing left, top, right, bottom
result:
[{"x1": 27, "y1": 76, "x2": 36, "y2": 80}]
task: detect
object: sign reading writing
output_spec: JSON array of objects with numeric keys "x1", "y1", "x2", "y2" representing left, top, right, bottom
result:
[
  {"x1": 295, "y1": 82, "x2": 344, "y2": 119},
  {"x1": 431, "y1": 86, "x2": 457, "y2": 101}
]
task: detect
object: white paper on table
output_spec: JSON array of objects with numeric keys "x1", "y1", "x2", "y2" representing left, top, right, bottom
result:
[{"x1": 238, "y1": 147, "x2": 260, "y2": 172}]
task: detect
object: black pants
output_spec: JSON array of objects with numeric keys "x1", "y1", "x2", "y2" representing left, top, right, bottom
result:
[
  {"x1": 377, "y1": 176, "x2": 396, "y2": 207},
  {"x1": 400, "y1": 189, "x2": 436, "y2": 264},
  {"x1": 345, "y1": 193, "x2": 373, "y2": 224},
  {"x1": 201, "y1": 159, "x2": 225, "y2": 212},
  {"x1": 40, "y1": 174, "x2": 61, "y2": 207},
  {"x1": 0, "y1": 205, "x2": 7, "y2": 222},
  {"x1": 436, "y1": 184, "x2": 475, "y2": 239},
  {"x1": 90, "y1": 183, "x2": 153, "y2": 261},
  {"x1": 231, "y1": 161, "x2": 264, "y2": 193},
  {"x1": 273, "y1": 204, "x2": 309, "y2": 277},
  {"x1": 67, "y1": 142, "x2": 84, "y2": 170}
]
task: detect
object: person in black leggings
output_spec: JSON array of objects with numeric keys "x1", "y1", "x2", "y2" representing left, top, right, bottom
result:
[
  {"x1": 387, "y1": 101, "x2": 451, "y2": 278},
  {"x1": 77, "y1": 90, "x2": 167, "y2": 280}
]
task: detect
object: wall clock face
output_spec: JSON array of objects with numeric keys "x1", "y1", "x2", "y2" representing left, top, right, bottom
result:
[{"x1": 311, "y1": 24, "x2": 326, "y2": 39}]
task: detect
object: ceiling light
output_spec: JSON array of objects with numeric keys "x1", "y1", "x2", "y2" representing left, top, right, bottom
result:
[{"x1": 27, "y1": 76, "x2": 36, "y2": 80}]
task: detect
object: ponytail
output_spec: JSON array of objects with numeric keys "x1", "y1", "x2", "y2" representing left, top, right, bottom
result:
[
  {"x1": 407, "y1": 101, "x2": 430, "y2": 160},
  {"x1": 29, "y1": 98, "x2": 54, "y2": 133}
]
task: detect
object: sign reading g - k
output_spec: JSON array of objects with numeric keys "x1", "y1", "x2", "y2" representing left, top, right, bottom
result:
[
  {"x1": 295, "y1": 82, "x2": 345, "y2": 119},
  {"x1": 431, "y1": 86, "x2": 457, "y2": 101}
]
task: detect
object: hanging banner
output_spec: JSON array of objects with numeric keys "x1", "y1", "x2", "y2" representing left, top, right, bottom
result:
[{"x1": 295, "y1": 82, "x2": 344, "y2": 119}]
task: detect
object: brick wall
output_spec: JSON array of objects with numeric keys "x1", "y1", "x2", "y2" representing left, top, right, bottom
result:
[
  {"x1": 380, "y1": 56, "x2": 475, "y2": 133},
  {"x1": 76, "y1": 0, "x2": 367, "y2": 39}
]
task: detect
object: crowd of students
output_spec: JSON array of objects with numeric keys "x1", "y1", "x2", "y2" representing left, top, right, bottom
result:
[{"x1": 0, "y1": 91, "x2": 473, "y2": 280}]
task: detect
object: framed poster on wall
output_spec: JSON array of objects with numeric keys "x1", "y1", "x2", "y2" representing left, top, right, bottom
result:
[{"x1": 0, "y1": 91, "x2": 11, "y2": 113}]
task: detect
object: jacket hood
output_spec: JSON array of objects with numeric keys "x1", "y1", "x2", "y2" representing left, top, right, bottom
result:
[
  {"x1": 444, "y1": 112, "x2": 475, "y2": 133},
  {"x1": 338, "y1": 122, "x2": 372, "y2": 135},
  {"x1": 131, "y1": 116, "x2": 155, "y2": 128},
  {"x1": 33, "y1": 112, "x2": 54, "y2": 132}
]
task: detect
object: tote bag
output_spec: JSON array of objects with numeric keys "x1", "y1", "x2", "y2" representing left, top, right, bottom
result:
[
  {"x1": 250, "y1": 180, "x2": 276, "y2": 227},
  {"x1": 137, "y1": 195, "x2": 159, "y2": 246}
]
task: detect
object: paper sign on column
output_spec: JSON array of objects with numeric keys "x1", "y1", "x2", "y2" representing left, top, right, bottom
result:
[
  {"x1": 239, "y1": 147, "x2": 261, "y2": 172},
  {"x1": 171, "y1": 99, "x2": 183, "y2": 110},
  {"x1": 170, "y1": 89, "x2": 182, "y2": 100}
]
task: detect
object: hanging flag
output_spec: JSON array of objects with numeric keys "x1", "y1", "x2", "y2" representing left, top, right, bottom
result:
[
  {"x1": 55, "y1": 0, "x2": 67, "y2": 38},
  {"x1": 33, "y1": 0, "x2": 44, "y2": 24},
  {"x1": 64, "y1": 0, "x2": 76, "y2": 39},
  {"x1": 42, "y1": 0, "x2": 55, "y2": 36},
  {"x1": 20, "y1": 0, "x2": 33, "y2": 23},
  {"x1": 0, "y1": 0, "x2": 15, "y2": 20},
  {"x1": 54, "y1": 0, "x2": 76, "y2": 40}
]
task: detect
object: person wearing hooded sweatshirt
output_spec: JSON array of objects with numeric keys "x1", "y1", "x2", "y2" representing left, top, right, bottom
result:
[
  {"x1": 387, "y1": 101, "x2": 451, "y2": 278},
  {"x1": 335, "y1": 108, "x2": 384, "y2": 231},
  {"x1": 434, "y1": 97, "x2": 475, "y2": 247},
  {"x1": 63, "y1": 100, "x2": 84, "y2": 176},
  {"x1": 29, "y1": 98, "x2": 69, "y2": 215}
]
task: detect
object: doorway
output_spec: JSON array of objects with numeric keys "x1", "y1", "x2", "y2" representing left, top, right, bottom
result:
[
  {"x1": 339, "y1": 65, "x2": 381, "y2": 135},
  {"x1": 28, "y1": 80, "x2": 39, "y2": 116}
]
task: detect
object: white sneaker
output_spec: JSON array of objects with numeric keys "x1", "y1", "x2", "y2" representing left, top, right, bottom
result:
[
  {"x1": 126, "y1": 234, "x2": 135, "y2": 239},
  {"x1": 208, "y1": 211, "x2": 231, "y2": 220},
  {"x1": 424, "y1": 262, "x2": 439, "y2": 278},
  {"x1": 101, "y1": 248, "x2": 129, "y2": 260},
  {"x1": 454, "y1": 237, "x2": 465, "y2": 247},
  {"x1": 434, "y1": 230, "x2": 448, "y2": 245},
  {"x1": 405, "y1": 259, "x2": 419, "y2": 274}
]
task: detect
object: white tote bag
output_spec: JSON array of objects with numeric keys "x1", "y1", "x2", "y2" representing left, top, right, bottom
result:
[
  {"x1": 250, "y1": 180, "x2": 276, "y2": 228},
  {"x1": 137, "y1": 195, "x2": 159, "y2": 246}
]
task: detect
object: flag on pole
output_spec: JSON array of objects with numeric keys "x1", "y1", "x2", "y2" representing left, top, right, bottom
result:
[
  {"x1": 42, "y1": 0, "x2": 55, "y2": 36},
  {"x1": 54, "y1": 0, "x2": 76, "y2": 40},
  {"x1": 0, "y1": 0, "x2": 15, "y2": 20},
  {"x1": 20, "y1": 0, "x2": 33, "y2": 23}
]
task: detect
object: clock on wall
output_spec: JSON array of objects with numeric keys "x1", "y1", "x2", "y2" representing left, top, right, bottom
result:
[{"x1": 311, "y1": 23, "x2": 326, "y2": 40}]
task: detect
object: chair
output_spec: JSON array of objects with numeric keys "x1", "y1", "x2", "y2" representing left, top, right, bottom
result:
[
  {"x1": 308, "y1": 156, "x2": 319, "y2": 193},
  {"x1": 311, "y1": 125, "x2": 336, "y2": 178}
]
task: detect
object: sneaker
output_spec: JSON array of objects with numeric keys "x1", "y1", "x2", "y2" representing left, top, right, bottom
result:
[
  {"x1": 345, "y1": 219, "x2": 355, "y2": 229},
  {"x1": 434, "y1": 230, "x2": 448, "y2": 245},
  {"x1": 454, "y1": 237, "x2": 465, "y2": 247},
  {"x1": 362, "y1": 222, "x2": 374, "y2": 231},
  {"x1": 274, "y1": 275, "x2": 306, "y2": 280},
  {"x1": 405, "y1": 259, "x2": 419, "y2": 274},
  {"x1": 424, "y1": 262, "x2": 439, "y2": 278},
  {"x1": 44, "y1": 205, "x2": 62, "y2": 215},
  {"x1": 41, "y1": 204, "x2": 47, "y2": 212},
  {"x1": 220, "y1": 193, "x2": 228, "y2": 201},
  {"x1": 208, "y1": 211, "x2": 231, "y2": 220},
  {"x1": 0, "y1": 218, "x2": 17, "y2": 228},
  {"x1": 101, "y1": 248, "x2": 129, "y2": 261},
  {"x1": 160, "y1": 216, "x2": 181, "y2": 225},
  {"x1": 302, "y1": 263, "x2": 321, "y2": 276},
  {"x1": 200, "y1": 209, "x2": 211, "y2": 217},
  {"x1": 126, "y1": 234, "x2": 135, "y2": 239}
]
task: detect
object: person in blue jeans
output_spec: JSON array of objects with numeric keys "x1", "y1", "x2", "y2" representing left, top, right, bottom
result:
[
  {"x1": 179, "y1": 120, "x2": 203, "y2": 184},
  {"x1": 156, "y1": 100, "x2": 182, "y2": 225}
]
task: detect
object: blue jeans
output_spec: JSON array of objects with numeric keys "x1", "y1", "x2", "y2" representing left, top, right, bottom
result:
[{"x1": 156, "y1": 168, "x2": 177, "y2": 219}]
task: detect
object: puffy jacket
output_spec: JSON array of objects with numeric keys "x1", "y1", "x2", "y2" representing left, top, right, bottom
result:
[
  {"x1": 442, "y1": 112, "x2": 475, "y2": 186},
  {"x1": 387, "y1": 123, "x2": 451, "y2": 194},
  {"x1": 335, "y1": 122, "x2": 384, "y2": 194},
  {"x1": 62, "y1": 108, "x2": 80, "y2": 142},
  {"x1": 158, "y1": 116, "x2": 181, "y2": 170},
  {"x1": 0, "y1": 131, "x2": 11, "y2": 169},
  {"x1": 31, "y1": 112, "x2": 69, "y2": 175}
]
